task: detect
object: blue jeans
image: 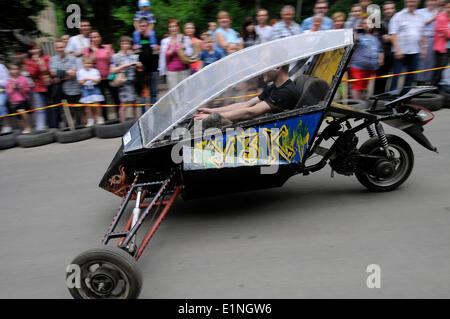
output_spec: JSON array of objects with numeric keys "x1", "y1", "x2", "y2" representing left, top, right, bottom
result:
[
  {"x1": 33, "y1": 92, "x2": 47, "y2": 131},
  {"x1": 0, "y1": 92, "x2": 8, "y2": 125},
  {"x1": 391, "y1": 53, "x2": 420, "y2": 90},
  {"x1": 140, "y1": 71, "x2": 159, "y2": 114}
]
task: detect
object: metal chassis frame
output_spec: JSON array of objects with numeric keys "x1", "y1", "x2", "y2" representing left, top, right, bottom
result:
[{"x1": 101, "y1": 171, "x2": 182, "y2": 261}]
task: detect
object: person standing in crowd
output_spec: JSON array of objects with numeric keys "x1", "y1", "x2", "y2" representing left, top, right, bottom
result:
[
  {"x1": 332, "y1": 12, "x2": 346, "y2": 29},
  {"x1": 303, "y1": 14, "x2": 324, "y2": 33},
  {"x1": 198, "y1": 34, "x2": 225, "y2": 69},
  {"x1": 134, "y1": 0, "x2": 155, "y2": 33},
  {"x1": 111, "y1": 36, "x2": 141, "y2": 122},
  {"x1": 240, "y1": 17, "x2": 260, "y2": 48},
  {"x1": 214, "y1": 11, "x2": 243, "y2": 55},
  {"x1": 83, "y1": 30, "x2": 119, "y2": 120},
  {"x1": 66, "y1": 18, "x2": 91, "y2": 69},
  {"x1": 77, "y1": 56, "x2": 105, "y2": 126},
  {"x1": 302, "y1": 0, "x2": 334, "y2": 31},
  {"x1": 133, "y1": 17, "x2": 158, "y2": 49},
  {"x1": 440, "y1": 65, "x2": 450, "y2": 92},
  {"x1": 374, "y1": 1, "x2": 397, "y2": 94},
  {"x1": 417, "y1": 0, "x2": 439, "y2": 85},
  {"x1": 184, "y1": 23, "x2": 201, "y2": 73},
  {"x1": 389, "y1": 0, "x2": 427, "y2": 90},
  {"x1": 25, "y1": 43, "x2": 50, "y2": 131},
  {"x1": 207, "y1": 22, "x2": 217, "y2": 35},
  {"x1": 159, "y1": 20, "x2": 193, "y2": 90},
  {"x1": 61, "y1": 34, "x2": 70, "y2": 47},
  {"x1": 433, "y1": 0, "x2": 450, "y2": 86},
  {"x1": 271, "y1": 5, "x2": 302, "y2": 40},
  {"x1": 349, "y1": 17, "x2": 384, "y2": 99},
  {"x1": 133, "y1": 17, "x2": 160, "y2": 113},
  {"x1": 6, "y1": 64, "x2": 32, "y2": 133},
  {"x1": 0, "y1": 63, "x2": 11, "y2": 133},
  {"x1": 359, "y1": 0, "x2": 373, "y2": 16},
  {"x1": 50, "y1": 39, "x2": 82, "y2": 126},
  {"x1": 255, "y1": 8, "x2": 273, "y2": 43},
  {"x1": 345, "y1": 4, "x2": 363, "y2": 30}
]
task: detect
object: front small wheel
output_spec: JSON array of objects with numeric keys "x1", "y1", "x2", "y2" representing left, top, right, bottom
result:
[
  {"x1": 356, "y1": 135, "x2": 414, "y2": 192},
  {"x1": 66, "y1": 246, "x2": 142, "y2": 299}
]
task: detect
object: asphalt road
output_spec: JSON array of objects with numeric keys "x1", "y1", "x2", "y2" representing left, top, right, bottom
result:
[{"x1": 1, "y1": 109, "x2": 449, "y2": 299}]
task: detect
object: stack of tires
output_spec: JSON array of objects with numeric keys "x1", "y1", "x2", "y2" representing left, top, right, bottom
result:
[{"x1": 0, "y1": 119, "x2": 135, "y2": 150}]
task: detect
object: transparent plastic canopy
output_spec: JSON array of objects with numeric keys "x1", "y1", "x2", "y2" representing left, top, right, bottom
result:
[{"x1": 138, "y1": 29, "x2": 354, "y2": 148}]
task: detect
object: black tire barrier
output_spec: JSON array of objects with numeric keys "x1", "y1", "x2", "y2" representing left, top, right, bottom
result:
[
  {"x1": 94, "y1": 119, "x2": 136, "y2": 139},
  {"x1": 56, "y1": 127, "x2": 94, "y2": 143},
  {"x1": 440, "y1": 90, "x2": 450, "y2": 109},
  {"x1": 17, "y1": 129, "x2": 56, "y2": 148},
  {"x1": 0, "y1": 131, "x2": 20, "y2": 150},
  {"x1": 334, "y1": 99, "x2": 369, "y2": 110},
  {"x1": 410, "y1": 93, "x2": 444, "y2": 111}
]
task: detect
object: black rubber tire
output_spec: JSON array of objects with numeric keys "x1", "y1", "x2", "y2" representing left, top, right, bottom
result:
[
  {"x1": 0, "y1": 131, "x2": 20, "y2": 150},
  {"x1": 410, "y1": 93, "x2": 444, "y2": 111},
  {"x1": 67, "y1": 246, "x2": 142, "y2": 299},
  {"x1": 334, "y1": 99, "x2": 369, "y2": 110},
  {"x1": 94, "y1": 119, "x2": 135, "y2": 139},
  {"x1": 440, "y1": 90, "x2": 450, "y2": 109},
  {"x1": 56, "y1": 127, "x2": 94, "y2": 143},
  {"x1": 17, "y1": 129, "x2": 56, "y2": 148},
  {"x1": 356, "y1": 135, "x2": 414, "y2": 192}
]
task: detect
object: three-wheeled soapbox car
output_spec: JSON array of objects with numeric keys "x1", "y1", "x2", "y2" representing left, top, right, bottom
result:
[{"x1": 66, "y1": 29, "x2": 438, "y2": 298}]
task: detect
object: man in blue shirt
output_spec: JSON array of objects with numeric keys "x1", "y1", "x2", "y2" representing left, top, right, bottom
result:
[
  {"x1": 301, "y1": 0, "x2": 334, "y2": 31},
  {"x1": 133, "y1": 18, "x2": 158, "y2": 50}
]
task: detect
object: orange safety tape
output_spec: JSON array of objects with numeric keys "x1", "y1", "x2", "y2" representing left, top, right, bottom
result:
[
  {"x1": 342, "y1": 65, "x2": 450, "y2": 83},
  {"x1": 1, "y1": 65, "x2": 448, "y2": 119}
]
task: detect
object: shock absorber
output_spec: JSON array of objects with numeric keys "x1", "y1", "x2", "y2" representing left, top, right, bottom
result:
[
  {"x1": 366, "y1": 121, "x2": 376, "y2": 138},
  {"x1": 375, "y1": 122, "x2": 391, "y2": 158}
]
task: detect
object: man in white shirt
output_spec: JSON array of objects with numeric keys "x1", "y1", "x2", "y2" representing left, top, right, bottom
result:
[
  {"x1": 66, "y1": 18, "x2": 91, "y2": 69},
  {"x1": 255, "y1": 8, "x2": 273, "y2": 43},
  {"x1": 389, "y1": 0, "x2": 427, "y2": 90}
]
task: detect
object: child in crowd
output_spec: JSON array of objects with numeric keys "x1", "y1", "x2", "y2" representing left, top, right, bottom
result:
[
  {"x1": 134, "y1": 0, "x2": 155, "y2": 33},
  {"x1": 77, "y1": 56, "x2": 105, "y2": 127},
  {"x1": 226, "y1": 43, "x2": 240, "y2": 55},
  {"x1": 5, "y1": 64, "x2": 32, "y2": 133},
  {"x1": 348, "y1": 17, "x2": 384, "y2": 99},
  {"x1": 199, "y1": 35, "x2": 225, "y2": 69}
]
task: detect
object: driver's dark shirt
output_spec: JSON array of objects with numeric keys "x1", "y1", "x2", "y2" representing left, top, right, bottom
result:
[{"x1": 258, "y1": 79, "x2": 300, "y2": 113}]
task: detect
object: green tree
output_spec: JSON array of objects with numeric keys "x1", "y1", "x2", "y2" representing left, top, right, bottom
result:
[{"x1": 0, "y1": 0, "x2": 47, "y2": 61}]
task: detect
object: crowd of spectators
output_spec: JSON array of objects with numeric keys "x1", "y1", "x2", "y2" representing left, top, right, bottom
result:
[{"x1": 0, "y1": 0, "x2": 449, "y2": 134}]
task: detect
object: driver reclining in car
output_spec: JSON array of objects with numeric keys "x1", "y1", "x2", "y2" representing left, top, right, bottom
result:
[{"x1": 194, "y1": 65, "x2": 300, "y2": 126}]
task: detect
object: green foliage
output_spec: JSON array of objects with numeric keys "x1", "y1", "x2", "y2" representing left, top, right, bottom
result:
[{"x1": 0, "y1": 0, "x2": 47, "y2": 61}]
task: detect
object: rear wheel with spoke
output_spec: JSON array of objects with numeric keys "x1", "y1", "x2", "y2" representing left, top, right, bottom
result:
[
  {"x1": 67, "y1": 246, "x2": 142, "y2": 299},
  {"x1": 356, "y1": 135, "x2": 414, "y2": 192}
]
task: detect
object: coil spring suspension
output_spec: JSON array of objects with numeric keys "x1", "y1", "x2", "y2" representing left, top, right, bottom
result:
[
  {"x1": 366, "y1": 123, "x2": 376, "y2": 138},
  {"x1": 375, "y1": 122, "x2": 391, "y2": 157}
]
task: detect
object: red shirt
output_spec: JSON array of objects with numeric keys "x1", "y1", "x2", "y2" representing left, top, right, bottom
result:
[
  {"x1": 25, "y1": 55, "x2": 50, "y2": 92},
  {"x1": 83, "y1": 45, "x2": 115, "y2": 80},
  {"x1": 434, "y1": 13, "x2": 450, "y2": 53}
]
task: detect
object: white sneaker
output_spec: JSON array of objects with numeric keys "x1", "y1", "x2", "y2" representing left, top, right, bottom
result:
[
  {"x1": 96, "y1": 116, "x2": 105, "y2": 125},
  {"x1": 22, "y1": 129, "x2": 32, "y2": 134},
  {"x1": 1, "y1": 126, "x2": 12, "y2": 134},
  {"x1": 86, "y1": 118, "x2": 95, "y2": 127}
]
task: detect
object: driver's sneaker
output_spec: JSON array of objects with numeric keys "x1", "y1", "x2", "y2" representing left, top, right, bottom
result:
[{"x1": 1, "y1": 126, "x2": 12, "y2": 134}]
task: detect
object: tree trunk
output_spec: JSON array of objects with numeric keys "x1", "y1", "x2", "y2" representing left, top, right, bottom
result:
[
  {"x1": 91, "y1": 0, "x2": 113, "y2": 44},
  {"x1": 296, "y1": 0, "x2": 303, "y2": 20}
]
